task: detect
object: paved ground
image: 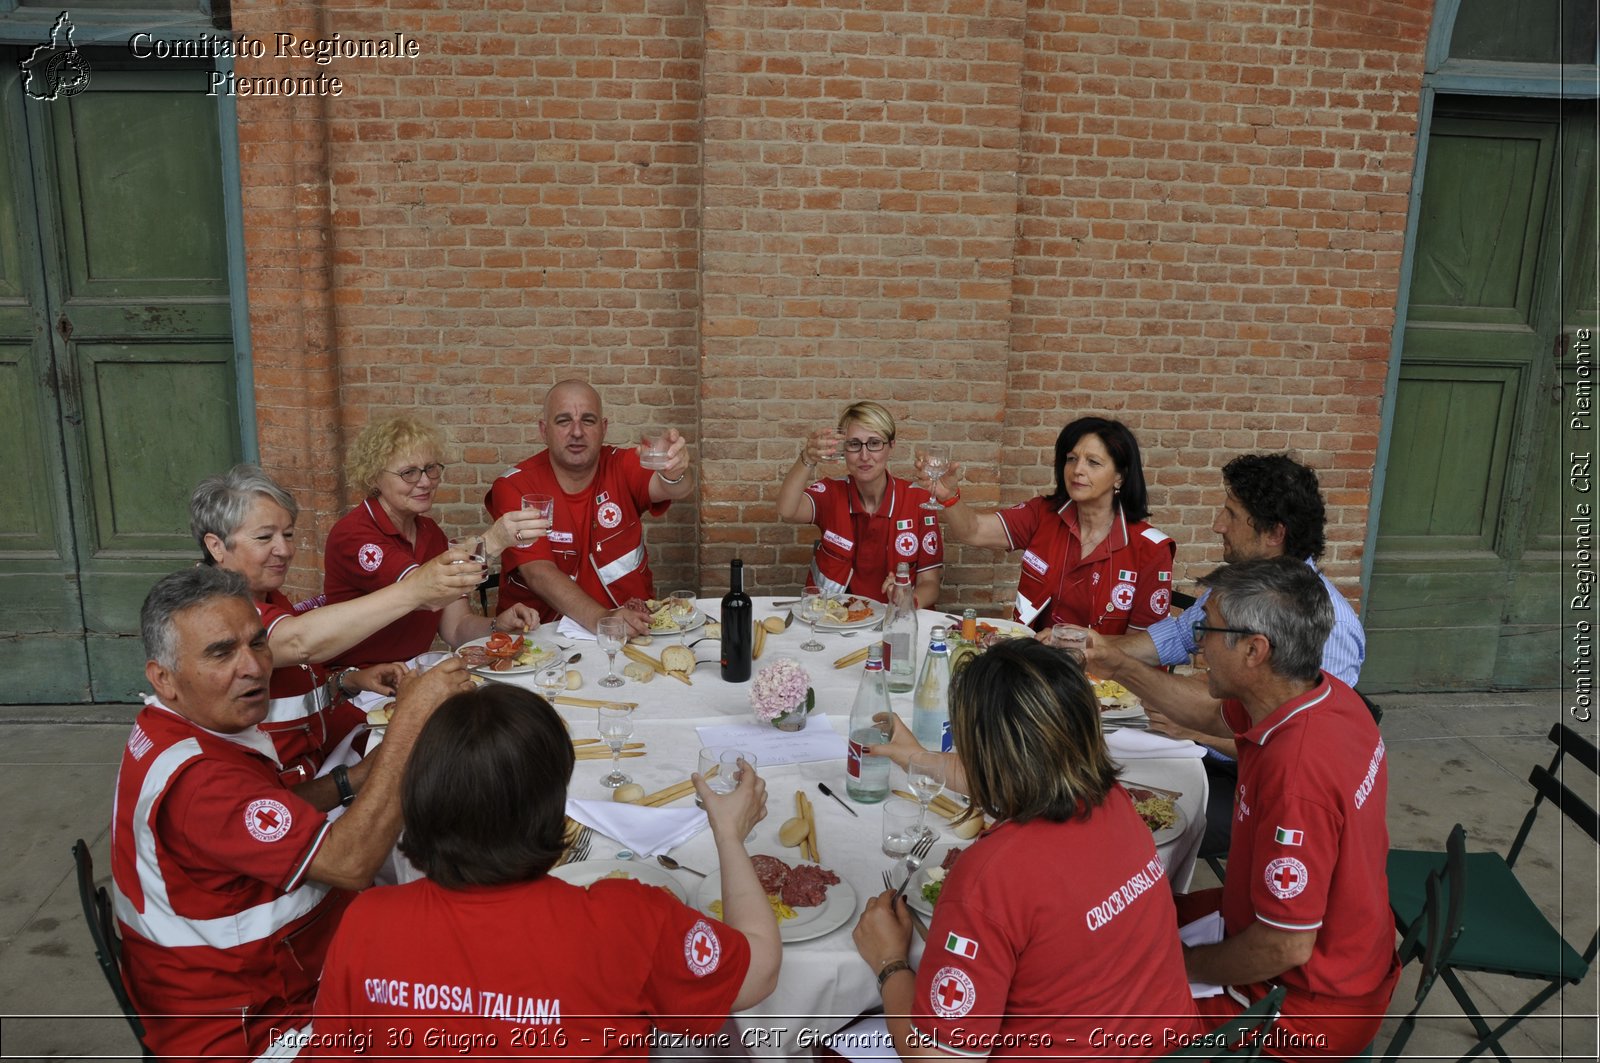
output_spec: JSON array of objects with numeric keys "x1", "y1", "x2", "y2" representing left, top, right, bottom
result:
[{"x1": 0, "y1": 693, "x2": 1595, "y2": 1061}]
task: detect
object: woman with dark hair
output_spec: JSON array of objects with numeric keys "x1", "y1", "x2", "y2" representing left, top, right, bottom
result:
[
  {"x1": 851, "y1": 640, "x2": 1201, "y2": 1059},
  {"x1": 931, "y1": 416, "x2": 1175, "y2": 633},
  {"x1": 310, "y1": 685, "x2": 782, "y2": 1057}
]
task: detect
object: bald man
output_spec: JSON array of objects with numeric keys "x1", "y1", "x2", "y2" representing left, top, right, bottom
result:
[{"x1": 485, "y1": 381, "x2": 694, "y2": 635}]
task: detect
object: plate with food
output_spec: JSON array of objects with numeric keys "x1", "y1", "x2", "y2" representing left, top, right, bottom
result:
[
  {"x1": 1126, "y1": 786, "x2": 1187, "y2": 847},
  {"x1": 363, "y1": 696, "x2": 396, "y2": 733},
  {"x1": 695, "y1": 855, "x2": 858, "y2": 943},
  {"x1": 549, "y1": 859, "x2": 687, "y2": 902},
  {"x1": 906, "y1": 845, "x2": 967, "y2": 920},
  {"x1": 641, "y1": 598, "x2": 706, "y2": 637},
  {"x1": 456, "y1": 633, "x2": 564, "y2": 676},
  {"x1": 799, "y1": 595, "x2": 885, "y2": 632},
  {"x1": 1090, "y1": 677, "x2": 1145, "y2": 720}
]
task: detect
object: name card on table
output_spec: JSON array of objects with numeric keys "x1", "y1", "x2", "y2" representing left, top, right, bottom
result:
[{"x1": 695, "y1": 714, "x2": 848, "y2": 766}]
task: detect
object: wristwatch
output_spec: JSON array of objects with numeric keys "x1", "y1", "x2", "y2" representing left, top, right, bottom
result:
[
  {"x1": 877, "y1": 958, "x2": 912, "y2": 992},
  {"x1": 330, "y1": 765, "x2": 356, "y2": 807}
]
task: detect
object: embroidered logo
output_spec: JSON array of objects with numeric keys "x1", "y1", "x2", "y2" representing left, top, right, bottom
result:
[
  {"x1": 895, "y1": 531, "x2": 918, "y2": 556},
  {"x1": 684, "y1": 919, "x2": 722, "y2": 977},
  {"x1": 807, "y1": 481, "x2": 827, "y2": 494},
  {"x1": 1274, "y1": 826, "x2": 1304, "y2": 847},
  {"x1": 1111, "y1": 581, "x2": 1136, "y2": 610},
  {"x1": 245, "y1": 799, "x2": 293, "y2": 843},
  {"x1": 1150, "y1": 588, "x2": 1171, "y2": 615},
  {"x1": 1265, "y1": 856, "x2": 1308, "y2": 900},
  {"x1": 929, "y1": 966, "x2": 976, "y2": 1019},
  {"x1": 596, "y1": 502, "x2": 622, "y2": 529},
  {"x1": 944, "y1": 932, "x2": 979, "y2": 959},
  {"x1": 922, "y1": 531, "x2": 940, "y2": 554},
  {"x1": 357, "y1": 544, "x2": 384, "y2": 573}
]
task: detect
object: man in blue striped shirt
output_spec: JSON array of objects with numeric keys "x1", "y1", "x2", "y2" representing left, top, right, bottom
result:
[{"x1": 1084, "y1": 454, "x2": 1365, "y2": 856}]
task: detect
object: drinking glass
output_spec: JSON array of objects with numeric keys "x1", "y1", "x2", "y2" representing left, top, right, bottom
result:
[
  {"x1": 521, "y1": 493, "x2": 554, "y2": 523},
  {"x1": 447, "y1": 536, "x2": 486, "y2": 565},
  {"x1": 919, "y1": 445, "x2": 950, "y2": 510},
  {"x1": 639, "y1": 429, "x2": 673, "y2": 470},
  {"x1": 597, "y1": 704, "x2": 635, "y2": 788},
  {"x1": 798, "y1": 590, "x2": 827, "y2": 652},
  {"x1": 534, "y1": 663, "x2": 566, "y2": 705},
  {"x1": 695, "y1": 747, "x2": 755, "y2": 810},
  {"x1": 882, "y1": 797, "x2": 921, "y2": 858},
  {"x1": 669, "y1": 590, "x2": 698, "y2": 643},
  {"x1": 907, "y1": 751, "x2": 947, "y2": 843},
  {"x1": 1050, "y1": 624, "x2": 1088, "y2": 663},
  {"x1": 596, "y1": 617, "x2": 627, "y2": 688}
]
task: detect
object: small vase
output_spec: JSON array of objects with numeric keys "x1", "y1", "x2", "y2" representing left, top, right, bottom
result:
[{"x1": 771, "y1": 704, "x2": 809, "y2": 732}]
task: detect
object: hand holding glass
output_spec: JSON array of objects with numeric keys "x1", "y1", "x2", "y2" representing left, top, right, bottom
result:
[
  {"x1": 595, "y1": 617, "x2": 627, "y2": 688},
  {"x1": 597, "y1": 704, "x2": 635, "y2": 788},
  {"x1": 919, "y1": 446, "x2": 950, "y2": 511},
  {"x1": 639, "y1": 429, "x2": 673, "y2": 470}
]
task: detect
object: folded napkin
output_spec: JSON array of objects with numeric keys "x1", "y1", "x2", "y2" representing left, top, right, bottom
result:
[
  {"x1": 556, "y1": 616, "x2": 596, "y2": 642},
  {"x1": 565, "y1": 798, "x2": 708, "y2": 858},
  {"x1": 1106, "y1": 728, "x2": 1205, "y2": 760}
]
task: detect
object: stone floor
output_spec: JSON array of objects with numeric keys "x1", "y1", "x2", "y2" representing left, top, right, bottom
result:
[{"x1": 0, "y1": 693, "x2": 1594, "y2": 1061}]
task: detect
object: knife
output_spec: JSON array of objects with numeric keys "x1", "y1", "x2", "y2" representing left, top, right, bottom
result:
[{"x1": 816, "y1": 782, "x2": 860, "y2": 818}]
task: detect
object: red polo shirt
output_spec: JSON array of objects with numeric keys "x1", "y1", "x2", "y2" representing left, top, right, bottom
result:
[{"x1": 323, "y1": 498, "x2": 448, "y2": 667}]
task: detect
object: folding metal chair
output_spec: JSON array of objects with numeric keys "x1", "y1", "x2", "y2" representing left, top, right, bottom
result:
[
  {"x1": 1380, "y1": 824, "x2": 1466, "y2": 1062},
  {"x1": 1385, "y1": 725, "x2": 1597, "y2": 1062},
  {"x1": 71, "y1": 839, "x2": 156, "y2": 1059},
  {"x1": 1159, "y1": 984, "x2": 1287, "y2": 1059}
]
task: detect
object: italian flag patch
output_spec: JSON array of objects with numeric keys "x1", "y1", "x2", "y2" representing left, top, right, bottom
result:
[
  {"x1": 1274, "y1": 827, "x2": 1304, "y2": 846},
  {"x1": 1118, "y1": 569, "x2": 1138, "y2": 581},
  {"x1": 896, "y1": 518, "x2": 914, "y2": 531},
  {"x1": 945, "y1": 932, "x2": 979, "y2": 959}
]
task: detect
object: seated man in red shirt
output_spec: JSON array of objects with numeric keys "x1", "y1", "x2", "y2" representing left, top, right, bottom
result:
[
  {"x1": 111, "y1": 566, "x2": 472, "y2": 1062},
  {"x1": 1179, "y1": 557, "x2": 1399, "y2": 1059},
  {"x1": 486, "y1": 380, "x2": 694, "y2": 635}
]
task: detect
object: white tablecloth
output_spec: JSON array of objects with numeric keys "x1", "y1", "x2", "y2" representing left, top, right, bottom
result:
[{"x1": 472, "y1": 598, "x2": 1210, "y2": 1055}]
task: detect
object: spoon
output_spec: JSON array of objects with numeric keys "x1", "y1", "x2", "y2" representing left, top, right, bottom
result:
[{"x1": 657, "y1": 854, "x2": 707, "y2": 878}]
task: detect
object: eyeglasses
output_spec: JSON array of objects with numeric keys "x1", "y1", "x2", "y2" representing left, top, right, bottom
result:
[
  {"x1": 842, "y1": 438, "x2": 890, "y2": 453},
  {"x1": 386, "y1": 463, "x2": 446, "y2": 484},
  {"x1": 1190, "y1": 619, "x2": 1273, "y2": 647}
]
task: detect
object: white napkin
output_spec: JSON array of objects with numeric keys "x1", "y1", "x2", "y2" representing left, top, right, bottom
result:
[
  {"x1": 556, "y1": 616, "x2": 596, "y2": 642},
  {"x1": 565, "y1": 797, "x2": 708, "y2": 857},
  {"x1": 1106, "y1": 728, "x2": 1205, "y2": 760},
  {"x1": 1180, "y1": 912, "x2": 1226, "y2": 998}
]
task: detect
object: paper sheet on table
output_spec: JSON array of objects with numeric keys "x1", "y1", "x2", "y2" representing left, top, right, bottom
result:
[
  {"x1": 1180, "y1": 911, "x2": 1226, "y2": 998},
  {"x1": 695, "y1": 714, "x2": 848, "y2": 766}
]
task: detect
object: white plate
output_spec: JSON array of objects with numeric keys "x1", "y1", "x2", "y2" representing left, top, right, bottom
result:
[
  {"x1": 972, "y1": 617, "x2": 1034, "y2": 640},
  {"x1": 1127, "y1": 787, "x2": 1188, "y2": 847},
  {"x1": 457, "y1": 634, "x2": 564, "y2": 676},
  {"x1": 797, "y1": 599, "x2": 887, "y2": 632},
  {"x1": 695, "y1": 871, "x2": 858, "y2": 943},
  {"x1": 649, "y1": 606, "x2": 706, "y2": 637},
  {"x1": 904, "y1": 857, "x2": 953, "y2": 920},
  {"x1": 1099, "y1": 700, "x2": 1147, "y2": 721},
  {"x1": 548, "y1": 859, "x2": 687, "y2": 902}
]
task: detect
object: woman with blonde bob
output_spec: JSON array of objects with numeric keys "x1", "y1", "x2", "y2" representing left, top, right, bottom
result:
[
  {"x1": 323, "y1": 415, "x2": 547, "y2": 667},
  {"x1": 776, "y1": 401, "x2": 943, "y2": 606},
  {"x1": 852, "y1": 639, "x2": 1200, "y2": 1060}
]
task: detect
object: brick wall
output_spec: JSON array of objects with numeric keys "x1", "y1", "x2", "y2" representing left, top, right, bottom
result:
[{"x1": 236, "y1": 0, "x2": 1431, "y2": 612}]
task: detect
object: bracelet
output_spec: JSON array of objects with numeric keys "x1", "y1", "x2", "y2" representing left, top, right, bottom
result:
[
  {"x1": 939, "y1": 490, "x2": 962, "y2": 509},
  {"x1": 488, "y1": 616, "x2": 501, "y2": 633},
  {"x1": 876, "y1": 959, "x2": 912, "y2": 992},
  {"x1": 656, "y1": 470, "x2": 686, "y2": 485},
  {"x1": 330, "y1": 765, "x2": 356, "y2": 807}
]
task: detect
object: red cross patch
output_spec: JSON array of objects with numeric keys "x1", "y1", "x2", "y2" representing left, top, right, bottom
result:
[
  {"x1": 922, "y1": 530, "x2": 939, "y2": 554},
  {"x1": 597, "y1": 501, "x2": 623, "y2": 529},
  {"x1": 1265, "y1": 856, "x2": 1308, "y2": 900},
  {"x1": 1150, "y1": 588, "x2": 1171, "y2": 615},
  {"x1": 244, "y1": 799, "x2": 293, "y2": 843},
  {"x1": 1111, "y1": 581, "x2": 1136, "y2": 610},
  {"x1": 357, "y1": 543, "x2": 384, "y2": 573},
  {"x1": 683, "y1": 919, "x2": 722, "y2": 977},
  {"x1": 895, "y1": 531, "x2": 918, "y2": 556},
  {"x1": 929, "y1": 965, "x2": 976, "y2": 1019}
]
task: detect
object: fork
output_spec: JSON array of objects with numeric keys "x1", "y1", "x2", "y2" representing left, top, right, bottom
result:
[
  {"x1": 566, "y1": 824, "x2": 594, "y2": 864},
  {"x1": 890, "y1": 832, "x2": 935, "y2": 902}
]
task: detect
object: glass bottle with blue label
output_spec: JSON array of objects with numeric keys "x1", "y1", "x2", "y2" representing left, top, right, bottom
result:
[{"x1": 911, "y1": 625, "x2": 952, "y2": 752}]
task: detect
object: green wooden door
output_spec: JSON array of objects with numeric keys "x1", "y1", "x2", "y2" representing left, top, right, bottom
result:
[
  {"x1": 0, "y1": 56, "x2": 241, "y2": 703},
  {"x1": 1366, "y1": 97, "x2": 1598, "y2": 690}
]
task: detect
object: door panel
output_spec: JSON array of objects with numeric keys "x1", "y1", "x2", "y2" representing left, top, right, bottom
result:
[{"x1": 1368, "y1": 97, "x2": 1597, "y2": 690}]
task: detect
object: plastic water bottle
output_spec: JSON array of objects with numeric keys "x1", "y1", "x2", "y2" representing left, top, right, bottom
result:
[
  {"x1": 883, "y1": 562, "x2": 918, "y2": 693},
  {"x1": 912, "y1": 625, "x2": 953, "y2": 752},
  {"x1": 846, "y1": 645, "x2": 892, "y2": 803}
]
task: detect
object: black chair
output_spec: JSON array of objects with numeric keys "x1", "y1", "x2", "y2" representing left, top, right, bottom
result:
[
  {"x1": 475, "y1": 569, "x2": 500, "y2": 616},
  {"x1": 1386, "y1": 724, "x2": 1598, "y2": 1062},
  {"x1": 71, "y1": 839, "x2": 156, "y2": 1059},
  {"x1": 1380, "y1": 824, "x2": 1467, "y2": 1062},
  {"x1": 1158, "y1": 984, "x2": 1287, "y2": 1059}
]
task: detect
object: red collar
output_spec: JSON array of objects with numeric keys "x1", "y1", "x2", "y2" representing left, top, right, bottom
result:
[
  {"x1": 1056, "y1": 500, "x2": 1130, "y2": 561},
  {"x1": 1232, "y1": 675, "x2": 1334, "y2": 747}
]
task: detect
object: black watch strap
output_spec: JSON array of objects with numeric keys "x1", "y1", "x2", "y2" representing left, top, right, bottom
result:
[{"x1": 331, "y1": 764, "x2": 356, "y2": 807}]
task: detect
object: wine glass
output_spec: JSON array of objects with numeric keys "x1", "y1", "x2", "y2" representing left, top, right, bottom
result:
[
  {"x1": 596, "y1": 616, "x2": 627, "y2": 688},
  {"x1": 798, "y1": 590, "x2": 826, "y2": 653},
  {"x1": 907, "y1": 751, "x2": 947, "y2": 842},
  {"x1": 534, "y1": 663, "x2": 566, "y2": 705},
  {"x1": 597, "y1": 704, "x2": 635, "y2": 788},
  {"x1": 669, "y1": 589, "x2": 697, "y2": 644},
  {"x1": 919, "y1": 445, "x2": 950, "y2": 511}
]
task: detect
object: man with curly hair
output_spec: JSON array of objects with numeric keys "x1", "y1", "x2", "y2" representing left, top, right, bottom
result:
[{"x1": 1084, "y1": 454, "x2": 1364, "y2": 855}]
